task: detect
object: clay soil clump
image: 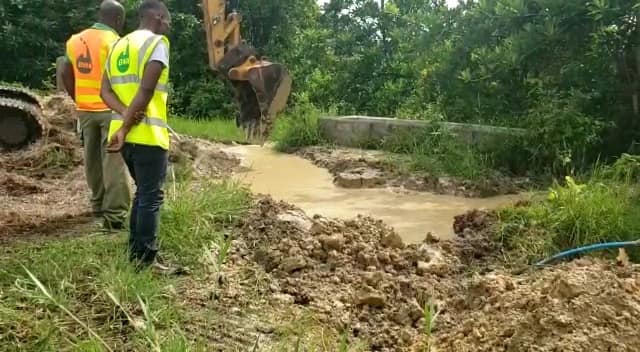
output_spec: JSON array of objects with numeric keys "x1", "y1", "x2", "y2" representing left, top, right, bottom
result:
[
  {"x1": 202, "y1": 201, "x2": 640, "y2": 352},
  {"x1": 436, "y1": 260, "x2": 640, "y2": 352},
  {"x1": 225, "y1": 197, "x2": 459, "y2": 350},
  {"x1": 169, "y1": 136, "x2": 244, "y2": 179}
]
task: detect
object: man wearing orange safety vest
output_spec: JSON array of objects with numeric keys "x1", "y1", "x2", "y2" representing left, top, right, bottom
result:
[{"x1": 62, "y1": 0, "x2": 131, "y2": 231}]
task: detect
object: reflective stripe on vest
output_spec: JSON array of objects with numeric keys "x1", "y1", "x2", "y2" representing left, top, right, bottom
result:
[
  {"x1": 106, "y1": 30, "x2": 171, "y2": 150},
  {"x1": 111, "y1": 113, "x2": 168, "y2": 128},
  {"x1": 66, "y1": 27, "x2": 119, "y2": 111}
]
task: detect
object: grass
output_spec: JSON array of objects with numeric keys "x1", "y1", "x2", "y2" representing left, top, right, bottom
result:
[
  {"x1": 269, "y1": 99, "x2": 498, "y2": 180},
  {"x1": 421, "y1": 300, "x2": 441, "y2": 352},
  {"x1": 271, "y1": 103, "x2": 325, "y2": 152},
  {"x1": 0, "y1": 179, "x2": 250, "y2": 351},
  {"x1": 377, "y1": 125, "x2": 494, "y2": 180},
  {"x1": 269, "y1": 308, "x2": 369, "y2": 352},
  {"x1": 0, "y1": 173, "x2": 362, "y2": 350},
  {"x1": 170, "y1": 117, "x2": 246, "y2": 143},
  {"x1": 495, "y1": 156, "x2": 640, "y2": 264}
]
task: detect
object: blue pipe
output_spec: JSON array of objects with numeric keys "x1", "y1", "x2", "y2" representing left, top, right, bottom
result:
[{"x1": 534, "y1": 240, "x2": 640, "y2": 267}]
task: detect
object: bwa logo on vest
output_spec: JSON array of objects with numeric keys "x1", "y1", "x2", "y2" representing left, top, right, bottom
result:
[{"x1": 117, "y1": 41, "x2": 131, "y2": 73}]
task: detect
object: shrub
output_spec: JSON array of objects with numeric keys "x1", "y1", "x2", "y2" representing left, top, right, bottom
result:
[
  {"x1": 380, "y1": 125, "x2": 493, "y2": 180},
  {"x1": 271, "y1": 93, "x2": 325, "y2": 152},
  {"x1": 496, "y1": 173, "x2": 640, "y2": 263},
  {"x1": 521, "y1": 94, "x2": 608, "y2": 176}
]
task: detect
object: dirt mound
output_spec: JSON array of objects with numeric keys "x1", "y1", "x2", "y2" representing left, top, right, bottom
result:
[
  {"x1": 297, "y1": 146, "x2": 529, "y2": 198},
  {"x1": 169, "y1": 136, "x2": 243, "y2": 179},
  {"x1": 226, "y1": 197, "x2": 463, "y2": 350},
  {"x1": 0, "y1": 94, "x2": 89, "y2": 240},
  {"x1": 435, "y1": 260, "x2": 640, "y2": 352},
  {"x1": 0, "y1": 93, "x2": 81, "y2": 178},
  {"x1": 210, "y1": 199, "x2": 640, "y2": 351}
]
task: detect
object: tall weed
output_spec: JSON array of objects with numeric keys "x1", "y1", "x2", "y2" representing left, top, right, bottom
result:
[
  {"x1": 271, "y1": 93, "x2": 325, "y2": 152},
  {"x1": 497, "y1": 169, "x2": 640, "y2": 263},
  {"x1": 380, "y1": 125, "x2": 493, "y2": 180}
]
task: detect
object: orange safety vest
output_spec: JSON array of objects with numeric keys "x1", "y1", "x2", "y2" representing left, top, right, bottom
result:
[{"x1": 65, "y1": 23, "x2": 120, "y2": 111}]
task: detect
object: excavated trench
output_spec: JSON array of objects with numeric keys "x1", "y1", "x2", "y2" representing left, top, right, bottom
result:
[
  {"x1": 4, "y1": 94, "x2": 639, "y2": 351},
  {"x1": 223, "y1": 144, "x2": 523, "y2": 243}
]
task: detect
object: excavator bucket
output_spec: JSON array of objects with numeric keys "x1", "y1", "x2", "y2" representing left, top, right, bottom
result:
[
  {"x1": 244, "y1": 62, "x2": 292, "y2": 144},
  {"x1": 218, "y1": 45, "x2": 292, "y2": 145}
]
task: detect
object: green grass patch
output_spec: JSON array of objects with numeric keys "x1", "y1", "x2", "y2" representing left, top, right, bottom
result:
[
  {"x1": 271, "y1": 102, "x2": 325, "y2": 152},
  {"x1": 377, "y1": 125, "x2": 494, "y2": 180},
  {"x1": 0, "y1": 179, "x2": 250, "y2": 351},
  {"x1": 170, "y1": 117, "x2": 246, "y2": 143},
  {"x1": 270, "y1": 103, "x2": 495, "y2": 180},
  {"x1": 269, "y1": 309, "x2": 369, "y2": 352},
  {"x1": 160, "y1": 179, "x2": 250, "y2": 268},
  {"x1": 495, "y1": 159, "x2": 640, "y2": 264}
]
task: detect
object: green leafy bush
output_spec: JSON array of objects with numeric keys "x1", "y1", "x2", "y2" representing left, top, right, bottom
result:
[
  {"x1": 271, "y1": 94, "x2": 325, "y2": 152},
  {"x1": 497, "y1": 174, "x2": 640, "y2": 263},
  {"x1": 521, "y1": 94, "x2": 608, "y2": 176}
]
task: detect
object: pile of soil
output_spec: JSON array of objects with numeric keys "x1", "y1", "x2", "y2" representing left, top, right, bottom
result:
[
  {"x1": 297, "y1": 146, "x2": 530, "y2": 198},
  {"x1": 0, "y1": 92, "x2": 243, "y2": 240},
  {"x1": 0, "y1": 93, "x2": 91, "y2": 239},
  {"x1": 201, "y1": 199, "x2": 640, "y2": 351},
  {"x1": 169, "y1": 136, "x2": 243, "y2": 179},
  {"x1": 219, "y1": 197, "x2": 453, "y2": 350},
  {"x1": 436, "y1": 258, "x2": 640, "y2": 352},
  {"x1": 0, "y1": 93, "x2": 82, "y2": 178}
]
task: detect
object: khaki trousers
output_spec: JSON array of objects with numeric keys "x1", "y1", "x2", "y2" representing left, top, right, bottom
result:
[{"x1": 78, "y1": 111, "x2": 131, "y2": 224}]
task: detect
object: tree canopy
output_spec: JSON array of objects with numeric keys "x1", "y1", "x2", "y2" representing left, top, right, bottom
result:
[{"x1": 2, "y1": 0, "x2": 639, "y2": 172}]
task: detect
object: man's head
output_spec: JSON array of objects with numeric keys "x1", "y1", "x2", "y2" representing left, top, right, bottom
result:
[
  {"x1": 139, "y1": 0, "x2": 171, "y2": 35},
  {"x1": 98, "y1": 0, "x2": 126, "y2": 34}
]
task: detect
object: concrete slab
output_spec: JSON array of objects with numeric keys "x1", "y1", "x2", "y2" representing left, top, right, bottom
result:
[{"x1": 318, "y1": 115, "x2": 526, "y2": 150}]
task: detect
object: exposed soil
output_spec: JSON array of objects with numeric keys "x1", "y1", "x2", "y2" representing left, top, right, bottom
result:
[
  {"x1": 0, "y1": 94, "x2": 90, "y2": 240},
  {"x1": 169, "y1": 136, "x2": 244, "y2": 179},
  {"x1": 297, "y1": 146, "x2": 531, "y2": 198},
  {"x1": 184, "y1": 197, "x2": 640, "y2": 352},
  {"x1": 0, "y1": 93, "x2": 242, "y2": 241},
  {"x1": 3, "y1": 94, "x2": 639, "y2": 352},
  {"x1": 435, "y1": 259, "x2": 640, "y2": 352}
]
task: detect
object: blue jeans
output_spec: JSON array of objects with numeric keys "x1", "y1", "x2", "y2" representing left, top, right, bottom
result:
[{"x1": 121, "y1": 143, "x2": 168, "y2": 264}]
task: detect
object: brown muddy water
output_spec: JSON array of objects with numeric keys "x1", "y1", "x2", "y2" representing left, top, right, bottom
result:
[{"x1": 224, "y1": 145, "x2": 523, "y2": 243}]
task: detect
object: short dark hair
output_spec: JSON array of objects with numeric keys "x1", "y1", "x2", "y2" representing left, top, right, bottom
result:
[{"x1": 138, "y1": 0, "x2": 166, "y2": 19}]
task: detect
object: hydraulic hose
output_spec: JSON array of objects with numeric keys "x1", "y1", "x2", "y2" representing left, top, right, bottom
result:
[{"x1": 533, "y1": 240, "x2": 640, "y2": 267}]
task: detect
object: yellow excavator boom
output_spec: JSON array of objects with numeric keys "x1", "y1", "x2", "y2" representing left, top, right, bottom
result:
[{"x1": 201, "y1": 0, "x2": 292, "y2": 144}]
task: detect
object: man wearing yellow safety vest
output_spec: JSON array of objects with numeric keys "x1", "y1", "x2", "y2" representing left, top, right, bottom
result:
[
  {"x1": 62, "y1": 0, "x2": 131, "y2": 231},
  {"x1": 100, "y1": 0, "x2": 177, "y2": 273}
]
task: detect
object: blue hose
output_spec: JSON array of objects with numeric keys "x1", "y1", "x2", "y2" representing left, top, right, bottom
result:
[{"x1": 533, "y1": 240, "x2": 640, "y2": 267}]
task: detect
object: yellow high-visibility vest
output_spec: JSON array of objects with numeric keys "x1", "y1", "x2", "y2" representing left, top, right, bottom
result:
[
  {"x1": 65, "y1": 23, "x2": 120, "y2": 111},
  {"x1": 106, "y1": 29, "x2": 170, "y2": 150}
]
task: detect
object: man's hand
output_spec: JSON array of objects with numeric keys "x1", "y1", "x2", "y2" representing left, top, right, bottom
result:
[
  {"x1": 107, "y1": 127, "x2": 128, "y2": 153},
  {"x1": 133, "y1": 111, "x2": 146, "y2": 124}
]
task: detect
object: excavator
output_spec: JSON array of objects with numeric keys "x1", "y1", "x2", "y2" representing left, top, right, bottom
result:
[{"x1": 0, "y1": 0, "x2": 291, "y2": 150}]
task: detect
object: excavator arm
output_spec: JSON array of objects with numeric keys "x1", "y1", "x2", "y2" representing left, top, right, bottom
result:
[
  {"x1": 202, "y1": 0, "x2": 292, "y2": 144},
  {"x1": 1, "y1": 1, "x2": 291, "y2": 150}
]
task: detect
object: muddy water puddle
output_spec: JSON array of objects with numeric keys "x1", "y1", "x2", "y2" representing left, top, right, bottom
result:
[{"x1": 225, "y1": 145, "x2": 522, "y2": 243}]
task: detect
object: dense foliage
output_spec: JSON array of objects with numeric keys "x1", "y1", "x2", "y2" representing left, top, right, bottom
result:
[{"x1": 2, "y1": 0, "x2": 640, "y2": 172}]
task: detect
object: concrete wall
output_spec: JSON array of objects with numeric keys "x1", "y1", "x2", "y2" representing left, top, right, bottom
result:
[{"x1": 318, "y1": 115, "x2": 526, "y2": 151}]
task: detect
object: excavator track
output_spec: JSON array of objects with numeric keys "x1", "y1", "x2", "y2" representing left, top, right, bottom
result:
[{"x1": 0, "y1": 86, "x2": 44, "y2": 150}]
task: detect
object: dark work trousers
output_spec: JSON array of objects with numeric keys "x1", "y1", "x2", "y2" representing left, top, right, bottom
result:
[{"x1": 121, "y1": 143, "x2": 168, "y2": 264}]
